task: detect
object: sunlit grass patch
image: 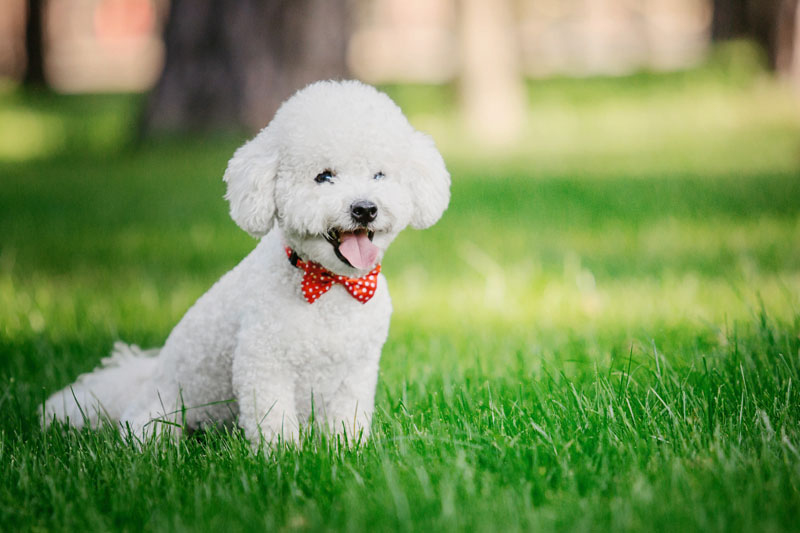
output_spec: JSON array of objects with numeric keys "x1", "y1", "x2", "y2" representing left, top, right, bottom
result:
[
  {"x1": 0, "y1": 91, "x2": 142, "y2": 160},
  {"x1": 0, "y1": 107, "x2": 66, "y2": 160}
]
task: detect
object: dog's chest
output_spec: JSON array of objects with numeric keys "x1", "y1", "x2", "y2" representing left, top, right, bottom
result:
[
  {"x1": 249, "y1": 246, "x2": 392, "y2": 393},
  {"x1": 289, "y1": 285, "x2": 389, "y2": 359},
  {"x1": 253, "y1": 264, "x2": 390, "y2": 355}
]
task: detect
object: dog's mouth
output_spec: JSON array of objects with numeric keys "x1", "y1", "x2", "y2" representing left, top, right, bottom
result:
[{"x1": 324, "y1": 228, "x2": 379, "y2": 269}]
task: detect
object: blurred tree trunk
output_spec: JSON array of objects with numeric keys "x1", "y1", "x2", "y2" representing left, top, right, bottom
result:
[
  {"x1": 711, "y1": 0, "x2": 799, "y2": 77},
  {"x1": 23, "y1": 0, "x2": 46, "y2": 86},
  {"x1": 774, "y1": 0, "x2": 800, "y2": 78},
  {"x1": 457, "y1": 0, "x2": 525, "y2": 146},
  {"x1": 142, "y1": 0, "x2": 349, "y2": 134},
  {"x1": 711, "y1": 0, "x2": 748, "y2": 41}
]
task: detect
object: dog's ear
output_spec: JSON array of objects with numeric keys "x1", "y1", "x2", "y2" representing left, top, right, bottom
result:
[
  {"x1": 223, "y1": 127, "x2": 279, "y2": 237},
  {"x1": 408, "y1": 131, "x2": 451, "y2": 229}
]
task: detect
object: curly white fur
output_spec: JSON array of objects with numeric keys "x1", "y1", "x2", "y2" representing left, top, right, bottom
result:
[{"x1": 41, "y1": 80, "x2": 450, "y2": 447}]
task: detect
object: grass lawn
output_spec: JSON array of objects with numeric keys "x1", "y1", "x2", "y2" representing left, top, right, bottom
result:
[{"x1": 2, "y1": 48, "x2": 800, "y2": 531}]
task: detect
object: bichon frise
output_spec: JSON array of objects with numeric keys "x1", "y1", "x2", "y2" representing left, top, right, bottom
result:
[{"x1": 42, "y1": 80, "x2": 450, "y2": 446}]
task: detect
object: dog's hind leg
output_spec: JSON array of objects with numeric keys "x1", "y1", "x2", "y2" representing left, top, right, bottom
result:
[{"x1": 117, "y1": 391, "x2": 185, "y2": 443}]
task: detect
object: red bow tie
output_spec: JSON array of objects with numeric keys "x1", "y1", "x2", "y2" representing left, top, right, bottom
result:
[{"x1": 286, "y1": 247, "x2": 381, "y2": 304}]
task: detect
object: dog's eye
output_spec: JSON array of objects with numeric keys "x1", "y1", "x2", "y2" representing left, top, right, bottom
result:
[
  {"x1": 373, "y1": 171, "x2": 385, "y2": 181},
  {"x1": 314, "y1": 170, "x2": 334, "y2": 184}
]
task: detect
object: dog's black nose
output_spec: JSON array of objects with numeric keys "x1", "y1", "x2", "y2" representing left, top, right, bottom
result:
[{"x1": 350, "y1": 200, "x2": 378, "y2": 225}]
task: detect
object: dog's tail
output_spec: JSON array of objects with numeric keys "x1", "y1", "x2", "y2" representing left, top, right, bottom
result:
[{"x1": 41, "y1": 342, "x2": 161, "y2": 429}]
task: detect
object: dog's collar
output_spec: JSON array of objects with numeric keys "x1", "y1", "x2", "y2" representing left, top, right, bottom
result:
[{"x1": 285, "y1": 247, "x2": 381, "y2": 304}]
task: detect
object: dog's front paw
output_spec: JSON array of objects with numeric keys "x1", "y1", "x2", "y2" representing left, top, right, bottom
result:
[
  {"x1": 325, "y1": 414, "x2": 372, "y2": 448},
  {"x1": 240, "y1": 415, "x2": 300, "y2": 452}
]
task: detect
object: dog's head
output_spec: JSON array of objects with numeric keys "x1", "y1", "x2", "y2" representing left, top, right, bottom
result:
[{"x1": 223, "y1": 80, "x2": 450, "y2": 277}]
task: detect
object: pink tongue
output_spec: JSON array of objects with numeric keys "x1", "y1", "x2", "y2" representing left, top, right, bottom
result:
[{"x1": 338, "y1": 231, "x2": 379, "y2": 269}]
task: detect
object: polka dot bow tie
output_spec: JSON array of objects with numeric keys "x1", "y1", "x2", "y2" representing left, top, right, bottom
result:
[{"x1": 285, "y1": 247, "x2": 381, "y2": 304}]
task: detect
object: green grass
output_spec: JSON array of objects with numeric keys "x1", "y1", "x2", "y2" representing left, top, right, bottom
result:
[{"x1": 2, "y1": 47, "x2": 800, "y2": 531}]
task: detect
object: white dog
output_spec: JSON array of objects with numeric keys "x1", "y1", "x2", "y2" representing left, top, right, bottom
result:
[{"x1": 42, "y1": 80, "x2": 450, "y2": 446}]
